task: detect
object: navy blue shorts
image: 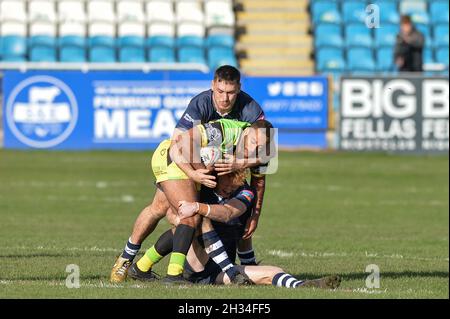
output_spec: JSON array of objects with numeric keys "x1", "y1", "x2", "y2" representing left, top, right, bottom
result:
[
  {"x1": 184, "y1": 259, "x2": 222, "y2": 284},
  {"x1": 183, "y1": 210, "x2": 251, "y2": 284}
]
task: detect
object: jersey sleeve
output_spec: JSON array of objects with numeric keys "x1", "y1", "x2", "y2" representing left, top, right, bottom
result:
[
  {"x1": 234, "y1": 188, "x2": 255, "y2": 210},
  {"x1": 241, "y1": 98, "x2": 265, "y2": 124},
  {"x1": 175, "y1": 97, "x2": 204, "y2": 131}
]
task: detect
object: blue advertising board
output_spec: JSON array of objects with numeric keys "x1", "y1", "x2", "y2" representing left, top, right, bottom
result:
[
  {"x1": 242, "y1": 76, "x2": 329, "y2": 130},
  {"x1": 2, "y1": 70, "x2": 329, "y2": 150}
]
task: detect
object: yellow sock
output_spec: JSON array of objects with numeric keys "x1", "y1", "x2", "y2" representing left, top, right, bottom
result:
[
  {"x1": 136, "y1": 246, "x2": 162, "y2": 272},
  {"x1": 167, "y1": 252, "x2": 186, "y2": 276}
]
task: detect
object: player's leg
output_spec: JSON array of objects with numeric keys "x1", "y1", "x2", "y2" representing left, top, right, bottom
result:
[
  {"x1": 159, "y1": 179, "x2": 202, "y2": 283},
  {"x1": 130, "y1": 206, "x2": 201, "y2": 282},
  {"x1": 216, "y1": 265, "x2": 341, "y2": 289},
  {"x1": 200, "y1": 218, "x2": 250, "y2": 284},
  {"x1": 237, "y1": 237, "x2": 258, "y2": 265},
  {"x1": 129, "y1": 225, "x2": 175, "y2": 281},
  {"x1": 111, "y1": 139, "x2": 174, "y2": 283},
  {"x1": 110, "y1": 188, "x2": 169, "y2": 283},
  {"x1": 215, "y1": 265, "x2": 280, "y2": 285},
  {"x1": 130, "y1": 188, "x2": 170, "y2": 244}
]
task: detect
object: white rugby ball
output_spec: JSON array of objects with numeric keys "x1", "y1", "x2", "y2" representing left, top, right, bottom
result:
[{"x1": 200, "y1": 146, "x2": 221, "y2": 166}]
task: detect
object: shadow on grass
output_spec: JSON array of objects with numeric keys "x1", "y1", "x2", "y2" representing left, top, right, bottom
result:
[{"x1": 296, "y1": 271, "x2": 449, "y2": 281}]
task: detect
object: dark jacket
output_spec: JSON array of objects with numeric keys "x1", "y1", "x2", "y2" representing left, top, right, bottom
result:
[{"x1": 394, "y1": 28, "x2": 425, "y2": 72}]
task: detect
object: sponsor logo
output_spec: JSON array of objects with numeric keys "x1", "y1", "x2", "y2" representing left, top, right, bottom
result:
[
  {"x1": 6, "y1": 76, "x2": 78, "y2": 148},
  {"x1": 204, "y1": 123, "x2": 222, "y2": 143},
  {"x1": 340, "y1": 78, "x2": 449, "y2": 152}
]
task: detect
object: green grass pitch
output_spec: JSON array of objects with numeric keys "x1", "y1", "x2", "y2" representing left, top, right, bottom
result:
[{"x1": 0, "y1": 150, "x2": 448, "y2": 298}]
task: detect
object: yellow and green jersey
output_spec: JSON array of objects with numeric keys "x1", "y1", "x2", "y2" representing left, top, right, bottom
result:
[{"x1": 197, "y1": 118, "x2": 250, "y2": 155}]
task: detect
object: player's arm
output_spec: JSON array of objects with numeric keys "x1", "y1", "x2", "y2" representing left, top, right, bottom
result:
[
  {"x1": 243, "y1": 174, "x2": 265, "y2": 239},
  {"x1": 178, "y1": 187, "x2": 255, "y2": 222},
  {"x1": 178, "y1": 199, "x2": 247, "y2": 223},
  {"x1": 169, "y1": 126, "x2": 216, "y2": 188}
]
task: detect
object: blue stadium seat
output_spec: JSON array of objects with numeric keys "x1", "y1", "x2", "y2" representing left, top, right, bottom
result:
[
  {"x1": 434, "y1": 25, "x2": 449, "y2": 48},
  {"x1": 347, "y1": 48, "x2": 376, "y2": 72},
  {"x1": 29, "y1": 35, "x2": 57, "y2": 48},
  {"x1": 312, "y1": 1, "x2": 342, "y2": 24},
  {"x1": 177, "y1": 36, "x2": 205, "y2": 49},
  {"x1": 119, "y1": 36, "x2": 145, "y2": 49},
  {"x1": 59, "y1": 35, "x2": 85, "y2": 48},
  {"x1": 311, "y1": 1, "x2": 338, "y2": 18},
  {"x1": 345, "y1": 24, "x2": 373, "y2": 48},
  {"x1": 316, "y1": 48, "x2": 346, "y2": 72},
  {"x1": 89, "y1": 36, "x2": 116, "y2": 49},
  {"x1": 59, "y1": 36, "x2": 86, "y2": 62},
  {"x1": 430, "y1": 1, "x2": 449, "y2": 24},
  {"x1": 408, "y1": 10, "x2": 430, "y2": 26},
  {"x1": 436, "y1": 47, "x2": 449, "y2": 66},
  {"x1": 0, "y1": 35, "x2": 27, "y2": 59},
  {"x1": 208, "y1": 47, "x2": 238, "y2": 70},
  {"x1": 376, "y1": 47, "x2": 394, "y2": 71},
  {"x1": 315, "y1": 24, "x2": 344, "y2": 48},
  {"x1": 89, "y1": 47, "x2": 116, "y2": 62},
  {"x1": 147, "y1": 36, "x2": 176, "y2": 48},
  {"x1": 424, "y1": 48, "x2": 434, "y2": 64},
  {"x1": 0, "y1": 55, "x2": 27, "y2": 62},
  {"x1": 206, "y1": 35, "x2": 235, "y2": 49},
  {"x1": 29, "y1": 36, "x2": 57, "y2": 62},
  {"x1": 30, "y1": 46, "x2": 57, "y2": 62},
  {"x1": 60, "y1": 47, "x2": 86, "y2": 62},
  {"x1": 119, "y1": 47, "x2": 146, "y2": 62},
  {"x1": 342, "y1": 1, "x2": 367, "y2": 24},
  {"x1": 149, "y1": 47, "x2": 176, "y2": 62},
  {"x1": 179, "y1": 47, "x2": 206, "y2": 63},
  {"x1": 118, "y1": 36, "x2": 145, "y2": 62},
  {"x1": 375, "y1": 24, "x2": 399, "y2": 47},
  {"x1": 377, "y1": 1, "x2": 400, "y2": 24}
]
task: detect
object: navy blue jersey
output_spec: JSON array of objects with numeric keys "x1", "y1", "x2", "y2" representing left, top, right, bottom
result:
[
  {"x1": 193, "y1": 182, "x2": 256, "y2": 270},
  {"x1": 176, "y1": 89, "x2": 265, "y2": 131},
  {"x1": 199, "y1": 182, "x2": 256, "y2": 229}
]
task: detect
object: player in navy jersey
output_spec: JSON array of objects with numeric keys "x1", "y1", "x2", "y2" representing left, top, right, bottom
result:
[{"x1": 111, "y1": 66, "x2": 269, "y2": 283}]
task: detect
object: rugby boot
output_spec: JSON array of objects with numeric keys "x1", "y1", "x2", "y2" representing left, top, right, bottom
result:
[
  {"x1": 110, "y1": 256, "x2": 132, "y2": 283},
  {"x1": 128, "y1": 263, "x2": 160, "y2": 282}
]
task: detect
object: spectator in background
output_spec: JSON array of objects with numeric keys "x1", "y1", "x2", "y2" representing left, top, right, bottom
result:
[{"x1": 394, "y1": 15, "x2": 425, "y2": 72}]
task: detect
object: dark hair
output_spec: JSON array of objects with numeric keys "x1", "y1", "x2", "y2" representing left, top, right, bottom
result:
[
  {"x1": 214, "y1": 65, "x2": 241, "y2": 83},
  {"x1": 400, "y1": 15, "x2": 412, "y2": 25},
  {"x1": 250, "y1": 119, "x2": 273, "y2": 131}
]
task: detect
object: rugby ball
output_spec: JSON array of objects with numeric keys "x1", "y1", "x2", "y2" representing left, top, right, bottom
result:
[{"x1": 200, "y1": 146, "x2": 221, "y2": 166}]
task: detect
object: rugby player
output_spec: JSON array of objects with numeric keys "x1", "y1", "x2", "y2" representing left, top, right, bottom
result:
[
  {"x1": 111, "y1": 66, "x2": 270, "y2": 282},
  {"x1": 149, "y1": 117, "x2": 273, "y2": 284},
  {"x1": 129, "y1": 171, "x2": 341, "y2": 289}
]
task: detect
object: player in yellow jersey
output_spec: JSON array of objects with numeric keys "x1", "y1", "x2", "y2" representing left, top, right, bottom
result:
[{"x1": 133, "y1": 118, "x2": 274, "y2": 284}]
